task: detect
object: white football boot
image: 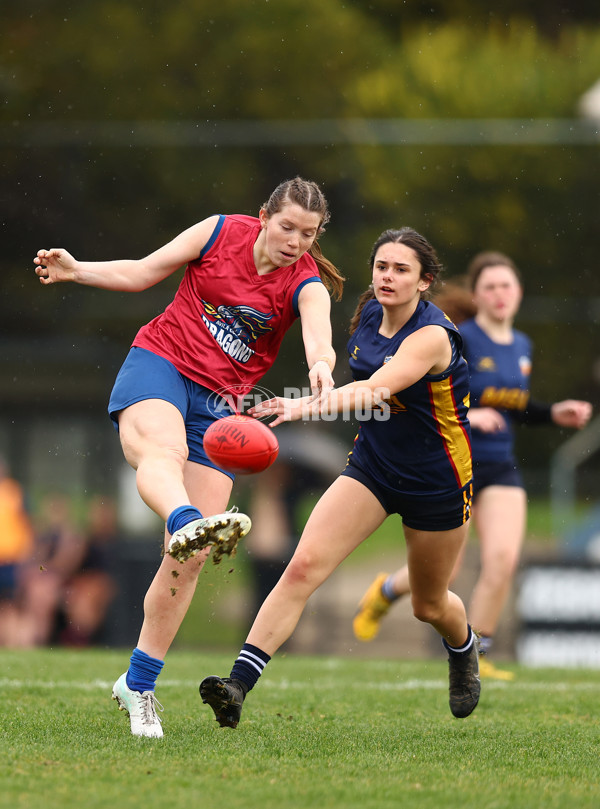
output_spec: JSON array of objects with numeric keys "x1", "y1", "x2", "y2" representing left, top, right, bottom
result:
[{"x1": 112, "y1": 673, "x2": 164, "y2": 738}]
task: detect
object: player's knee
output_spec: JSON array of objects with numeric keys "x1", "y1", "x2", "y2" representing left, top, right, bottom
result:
[
  {"x1": 120, "y1": 419, "x2": 188, "y2": 470},
  {"x1": 164, "y1": 442, "x2": 189, "y2": 466},
  {"x1": 481, "y1": 552, "x2": 519, "y2": 585},
  {"x1": 281, "y1": 551, "x2": 321, "y2": 589},
  {"x1": 134, "y1": 443, "x2": 188, "y2": 477},
  {"x1": 411, "y1": 596, "x2": 444, "y2": 625}
]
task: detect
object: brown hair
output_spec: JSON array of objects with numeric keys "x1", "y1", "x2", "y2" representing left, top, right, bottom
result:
[
  {"x1": 432, "y1": 275, "x2": 477, "y2": 325},
  {"x1": 263, "y1": 177, "x2": 345, "y2": 301},
  {"x1": 466, "y1": 250, "x2": 522, "y2": 291},
  {"x1": 349, "y1": 227, "x2": 443, "y2": 335}
]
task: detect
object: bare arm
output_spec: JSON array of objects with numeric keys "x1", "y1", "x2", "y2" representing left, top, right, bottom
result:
[
  {"x1": 251, "y1": 324, "x2": 451, "y2": 426},
  {"x1": 33, "y1": 215, "x2": 221, "y2": 292},
  {"x1": 360, "y1": 324, "x2": 452, "y2": 397},
  {"x1": 297, "y1": 281, "x2": 336, "y2": 400}
]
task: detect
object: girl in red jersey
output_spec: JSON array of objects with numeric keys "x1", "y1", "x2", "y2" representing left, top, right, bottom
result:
[
  {"x1": 34, "y1": 177, "x2": 344, "y2": 738},
  {"x1": 199, "y1": 227, "x2": 480, "y2": 729}
]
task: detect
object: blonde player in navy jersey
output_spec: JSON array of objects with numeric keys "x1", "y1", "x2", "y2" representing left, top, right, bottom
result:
[
  {"x1": 353, "y1": 252, "x2": 592, "y2": 680},
  {"x1": 33, "y1": 177, "x2": 345, "y2": 738},
  {"x1": 200, "y1": 227, "x2": 481, "y2": 728}
]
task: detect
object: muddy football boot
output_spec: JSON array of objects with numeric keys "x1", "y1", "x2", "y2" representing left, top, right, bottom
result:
[
  {"x1": 448, "y1": 641, "x2": 481, "y2": 718},
  {"x1": 199, "y1": 675, "x2": 246, "y2": 728},
  {"x1": 168, "y1": 509, "x2": 251, "y2": 565}
]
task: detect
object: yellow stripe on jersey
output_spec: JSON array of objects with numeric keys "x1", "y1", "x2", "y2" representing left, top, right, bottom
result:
[
  {"x1": 428, "y1": 377, "x2": 472, "y2": 488},
  {"x1": 463, "y1": 482, "x2": 473, "y2": 524}
]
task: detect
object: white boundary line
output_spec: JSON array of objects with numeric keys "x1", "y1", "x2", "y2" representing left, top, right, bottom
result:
[{"x1": 1, "y1": 677, "x2": 597, "y2": 692}]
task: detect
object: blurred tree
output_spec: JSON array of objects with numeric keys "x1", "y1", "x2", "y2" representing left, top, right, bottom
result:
[
  {"x1": 345, "y1": 0, "x2": 600, "y2": 37},
  {"x1": 1, "y1": 0, "x2": 599, "y2": 473}
]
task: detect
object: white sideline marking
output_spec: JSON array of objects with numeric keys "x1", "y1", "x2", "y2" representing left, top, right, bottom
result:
[
  {"x1": 0, "y1": 677, "x2": 597, "y2": 693},
  {"x1": 264, "y1": 679, "x2": 600, "y2": 693}
]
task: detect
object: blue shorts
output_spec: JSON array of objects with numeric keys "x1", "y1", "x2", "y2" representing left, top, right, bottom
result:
[
  {"x1": 341, "y1": 460, "x2": 473, "y2": 531},
  {"x1": 472, "y1": 460, "x2": 523, "y2": 498},
  {"x1": 108, "y1": 347, "x2": 236, "y2": 478}
]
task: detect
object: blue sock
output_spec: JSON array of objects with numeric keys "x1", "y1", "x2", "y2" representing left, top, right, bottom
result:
[
  {"x1": 126, "y1": 647, "x2": 165, "y2": 693},
  {"x1": 381, "y1": 575, "x2": 400, "y2": 602},
  {"x1": 442, "y1": 625, "x2": 475, "y2": 657},
  {"x1": 230, "y1": 643, "x2": 271, "y2": 692},
  {"x1": 167, "y1": 505, "x2": 203, "y2": 536}
]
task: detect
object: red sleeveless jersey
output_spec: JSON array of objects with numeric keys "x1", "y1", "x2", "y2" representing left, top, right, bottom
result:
[{"x1": 132, "y1": 214, "x2": 322, "y2": 399}]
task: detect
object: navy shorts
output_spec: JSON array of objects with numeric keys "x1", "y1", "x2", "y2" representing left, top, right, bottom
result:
[
  {"x1": 341, "y1": 460, "x2": 473, "y2": 531},
  {"x1": 108, "y1": 347, "x2": 236, "y2": 478},
  {"x1": 0, "y1": 564, "x2": 18, "y2": 600},
  {"x1": 472, "y1": 460, "x2": 524, "y2": 498}
]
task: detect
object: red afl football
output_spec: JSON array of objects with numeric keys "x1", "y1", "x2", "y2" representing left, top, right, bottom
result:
[{"x1": 203, "y1": 414, "x2": 279, "y2": 474}]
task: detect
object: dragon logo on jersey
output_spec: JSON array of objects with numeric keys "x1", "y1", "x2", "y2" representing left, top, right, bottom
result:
[
  {"x1": 202, "y1": 300, "x2": 273, "y2": 364},
  {"x1": 202, "y1": 301, "x2": 273, "y2": 343},
  {"x1": 200, "y1": 300, "x2": 274, "y2": 364}
]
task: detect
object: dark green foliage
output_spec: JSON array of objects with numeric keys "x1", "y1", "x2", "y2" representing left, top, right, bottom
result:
[{"x1": 2, "y1": 0, "x2": 599, "y2": 476}]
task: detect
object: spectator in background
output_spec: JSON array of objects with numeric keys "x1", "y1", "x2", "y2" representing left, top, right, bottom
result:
[
  {"x1": 17, "y1": 494, "x2": 118, "y2": 647},
  {"x1": 0, "y1": 457, "x2": 34, "y2": 647},
  {"x1": 17, "y1": 493, "x2": 85, "y2": 647},
  {"x1": 58, "y1": 495, "x2": 118, "y2": 647}
]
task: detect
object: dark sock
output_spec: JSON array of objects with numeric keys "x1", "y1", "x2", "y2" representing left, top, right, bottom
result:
[
  {"x1": 167, "y1": 505, "x2": 203, "y2": 536},
  {"x1": 229, "y1": 643, "x2": 271, "y2": 692},
  {"x1": 126, "y1": 647, "x2": 165, "y2": 693},
  {"x1": 443, "y1": 625, "x2": 475, "y2": 656}
]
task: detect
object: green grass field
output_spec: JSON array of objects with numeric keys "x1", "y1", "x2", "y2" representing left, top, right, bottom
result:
[{"x1": 2, "y1": 648, "x2": 599, "y2": 809}]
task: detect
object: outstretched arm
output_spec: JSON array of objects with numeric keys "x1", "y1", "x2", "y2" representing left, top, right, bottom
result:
[
  {"x1": 33, "y1": 215, "x2": 221, "y2": 292},
  {"x1": 297, "y1": 281, "x2": 336, "y2": 401},
  {"x1": 250, "y1": 324, "x2": 450, "y2": 426}
]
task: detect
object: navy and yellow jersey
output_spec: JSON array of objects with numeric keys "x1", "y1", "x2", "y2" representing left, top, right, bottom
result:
[
  {"x1": 346, "y1": 299, "x2": 472, "y2": 498},
  {"x1": 459, "y1": 318, "x2": 532, "y2": 464}
]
